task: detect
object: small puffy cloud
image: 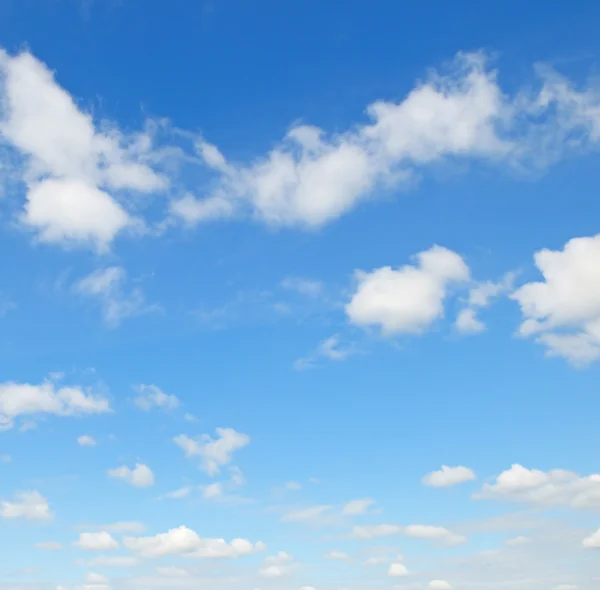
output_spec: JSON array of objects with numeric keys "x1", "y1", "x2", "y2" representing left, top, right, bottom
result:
[
  {"x1": 477, "y1": 464, "x2": 600, "y2": 508},
  {"x1": 0, "y1": 490, "x2": 52, "y2": 520},
  {"x1": 74, "y1": 532, "x2": 119, "y2": 551},
  {"x1": 511, "y1": 234, "x2": 600, "y2": 365},
  {"x1": 164, "y1": 487, "x2": 192, "y2": 500},
  {"x1": 422, "y1": 465, "x2": 476, "y2": 488},
  {"x1": 124, "y1": 525, "x2": 264, "y2": 559},
  {"x1": 388, "y1": 563, "x2": 408, "y2": 577},
  {"x1": 455, "y1": 272, "x2": 516, "y2": 334},
  {"x1": 132, "y1": 384, "x2": 180, "y2": 411},
  {"x1": 77, "y1": 435, "x2": 97, "y2": 447},
  {"x1": 346, "y1": 246, "x2": 469, "y2": 336},
  {"x1": 505, "y1": 536, "x2": 531, "y2": 546},
  {"x1": 0, "y1": 379, "x2": 110, "y2": 431},
  {"x1": 351, "y1": 524, "x2": 402, "y2": 539},
  {"x1": 294, "y1": 334, "x2": 356, "y2": 370},
  {"x1": 285, "y1": 481, "x2": 302, "y2": 491},
  {"x1": 582, "y1": 528, "x2": 600, "y2": 549},
  {"x1": 342, "y1": 498, "x2": 375, "y2": 515},
  {"x1": 35, "y1": 541, "x2": 63, "y2": 550},
  {"x1": 404, "y1": 525, "x2": 466, "y2": 546},
  {"x1": 173, "y1": 428, "x2": 250, "y2": 476},
  {"x1": 429, "y1": 581, "x2": 453, "y2": 589},
  {"x1": 259, "y1": 552, "x2": 295, "y2": 578},
  {"x1": 75, "y1": 267, "x2": 158, "y2": 328},
  {"x1": 108, "y1": 463, "x2": 154, "y2": 488}
]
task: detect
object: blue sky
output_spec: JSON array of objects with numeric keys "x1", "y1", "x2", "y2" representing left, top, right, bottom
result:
[{"x1": 1, "y1": 1, "x2": 600, "y2": 589}]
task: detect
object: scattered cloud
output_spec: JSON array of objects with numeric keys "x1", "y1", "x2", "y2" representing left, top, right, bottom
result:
[
  {"x1": 477, "y1": 464, "x2": 600, "y2": 508},
  {"x1": 259, "y1": 552, "x2": 296, "y2": 578},
  {"x1": 108, "y1": 463, "x2": 155, "y2": 488},
  {"x1": 325, "y1": 550, "x2": 349, "y2": 561},
  {"x1": 74, "y1": 532, "x2": 119, "y2": 551},
  {"x1": 132, "y1": 384, "x2": 180, "y2": 411},
  {"x1": 173, "y1": 428, "x2": 250, "y2": 476},
  {"x1": 511, "y1": 234, "x2": 600, "y2": 365},
  {"x1": 123, "y1": 525, "x2": 265, "y2": 559},
  {"x1": 0, "y1": 490, "x2": 52, "y2": 520},
  {"x1": 404, "y1": 524, "x2": 466, "y2": 546},
  {"x1": 75, "y1": 267, "x2": 159, "y2": 328},
  {"x1": 422, "y1": 465, "x2": 476, "y2": 487},
  {"x1": 77, "y1": 435, "x2": 97, "y2": 447},
  {"x1": 346, "y1": 245, "x2": 470, "y2": 336},
  {"x1": 342, "y1": 498, "x2": 376, "y2": 515},
  {"x1": 429, "y1": 581, "x2": 453, "y2": 589},
  {"x1": 0, "y1": 379, "x2": 110, "y2": 431},
  {"x1": 388, "y1": 562, "x2": 409, "y2": 577},
  {"x1": 351, "y1": 524, "x2": 402, "y2": 540},
  {"x1": 294, "y1": 334, "x2": 357, "y2": 370},
  {"x1": 582, "y1": 528, "x2": 600, "y2": 549},
  {"x1": 281, "y1": 505, "x2": 333, "y2": 523},
  {"x1": 280, "y1": 277, "x2": 323, "y2": 298}
]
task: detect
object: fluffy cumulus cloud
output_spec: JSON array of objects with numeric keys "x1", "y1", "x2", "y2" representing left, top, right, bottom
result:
[
  {"x1": 583, "y1": 528, "x2": 600, "y2": 549},
  {"x1": 132, "y1": 384, "x2": 180, "y2": 411},
  {"x1": 75, "y1": 267, "x2": 158, "y2": 328},
  {"x1": 422, "y1": 465, "x2": 477, "y2": 487},
  {"x1": 173, "y1": 428, "x2": 250, "y2": 476},
  {"x1": 107, "y1": 463, "x2": 155, "y2": 488},
  {"x1": 123, "y1": 525, "x2": 265, "y2": 559},
  {"x1": 0, "y1": 490, "x2": 52, "y2": 520},
  {"x1": 511, "y1": 234, "x2": 600, "y2": 365},
  {"x1": 346, "y1": 245, "x2": 470, "y2": 335},
  {"x1": 0, "y1": 50, "x2": 166, "y2": 250},
  {"x1": 478, "y1": 464, "x2": 600, "y2": 508},
  {"x1": 74, "y1": 532, "x2": 119, "y2": 551},
  {"x1": 0, "y1": 380, "x2": 110, "y2": 430},
  {"x1": 170, "y1": 52, "x2": 600, "y2": 230}
]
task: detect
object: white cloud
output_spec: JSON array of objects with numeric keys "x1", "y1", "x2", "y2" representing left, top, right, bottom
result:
[
  {"x1": 281, "y1": 505, "x2": 332, "y2": 523},
  {"x1": 0, "y1": 50, "x2": 166, "y2": 250},
  {"x1": 164, "y1": 487, "x2": 192, "y2": 500},
  {"x1": 155, "y1": 566, "x2": 189, "y2": 577},
  {"x1": 478, "y1": 464, "x2": 600, "y2": 508},
  {"x1": 582, "y1": 528, "x2": 600, "y2": 549},
  {"x1": 294, "y1": 334, "x2": 356, "y2": 370},
  {"x1": 285, "y1": 481, "x2": 302, "y2": 491},
  {"x1": 124, "y1": 525, "x2": 265, "y2": 559},
  {"x1": 35, "y1": 541, "x2": 63, "y2": 550},
  {"x1": 259, "y1": 552, "x2": 295, "y2": 578},
  {"x1": 429, "y1": 581, "x2": 453, "y2": 589},
  {"x1": 202, "y1": 483, "x2": 223, "y2": 499},
  {"x1": 132, "y1": 384, "x2": 180, "y2": 411},
  {"x1": 77, "y1": 435, "x2": 97, "y2": 447},
  {"x1": 173, "y1": 428, "x2": 250, "y2": 476},
  {"x1": 0, "y1": 490, "x2": 52, "y2": 520},
  {"x1": 74, "y1": 532, "x2": 119, "y2": 551},
  {"x1": 0, "y1": 379, "x2": 110, "y2": 430},
  {"x1": 422, "y1": 465, "x2": 476, "y2": 487},
  {"x1": 325, "y1": 550, "x2": 349, "y2": 561},
  {"x1": 88, "y1": 521, "x2": 146, "y2": 534},
  {"x1": 455, "y1": 272, "x2": 516, "y2": 334},
  {"x1": 108, "y1": 463, "x2": 155, "y2": 488},
  {"x1": 404, "y1": 524, "x2": 466, "y2": 546},
  {"x1": 75, "y1": 267, "x2": 158, "y2": 328},
  {"x1": 351, "y1": 524, "x2": 402, "y2": 539},
  {"x1": 87, "y1": 556, "x2": 138, "y2": 568},
  {"x1": 342, "y1": 498, "x2": 375, "y2": 515},
  {"x1": 511, "y1": 234, "x2": 600, "y2": 365},
  {"x1": 280, "y1": 277, "x2": 323, "y2": 298},
  {"x1": 346, "y1": 245, "x2": 469, "y2": 335},
  {"x1": 388, "y1": 563, "x2": 408, "y2": 577}
]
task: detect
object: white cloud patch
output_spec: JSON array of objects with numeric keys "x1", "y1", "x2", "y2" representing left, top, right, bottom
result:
[
  {"x1": 173, "y1": 428, "x2": 250, "y2": 476},
  {"x1": 325, "y1": 550, "x2": 349, "y2": 561},
  {"x1": 108, "y1": 463, "x2": 155, "y2": 488},
  {"x1": 511, "y1": 234, "x2": 600, "y2": 365},
  {"x1": 77, "y1": 435, "x2": 97, "y2": 447},
  {"x1": 132, "y1": 384, "x2": 180, "y2": 411},
  {"x1": 404, "y1": 524, "x2": 466, "y2": 546},
  {"x1": 582, "y1": 528, "x2": 600, "y2": 549},
  {"x1": 342, "y1": 498, "x2": 375, "y2": 515},
  {"x1": 281, "y1": 505, "x2": 333, "y2": 523},
  {"x1": 477, "y1": 464, "x2": 600, "y2": 508},
  {"x1": 74, "y1": 532, "x2": 119, "y2": 551},
  {"x1": 388, "y1": 563, "x2": 409, "y2": 577},
  {"x1": 293, "y1": 334, "x2": 356, "y2": 370},
  {"x1": 259, "y1": 552, "x2": 295, "y2": 578},
  {"x1": 346, "y1": 245, "x2": 470, "y2": 335},
  {"x1": 422, "y1": 465, "x2": 476, "y2": 487},
  {"x1": 0, "y1": 490, "x2": 52, "y2": 520},
  {"x1": 0, "y1": 379, "x2": 110, "y2": 431},
  {"x1": 0, "y1": 50, "x2": 166, "y2": 250},
  {"x1": 75, "y1": 267, "x2": 158, "y2": 328},
  {"x1": 429, "y1": 581, "x2": 453, "y2": 589},
  {"x1": 123, "y1": 525, "x2": 265, "y2": 559}
]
